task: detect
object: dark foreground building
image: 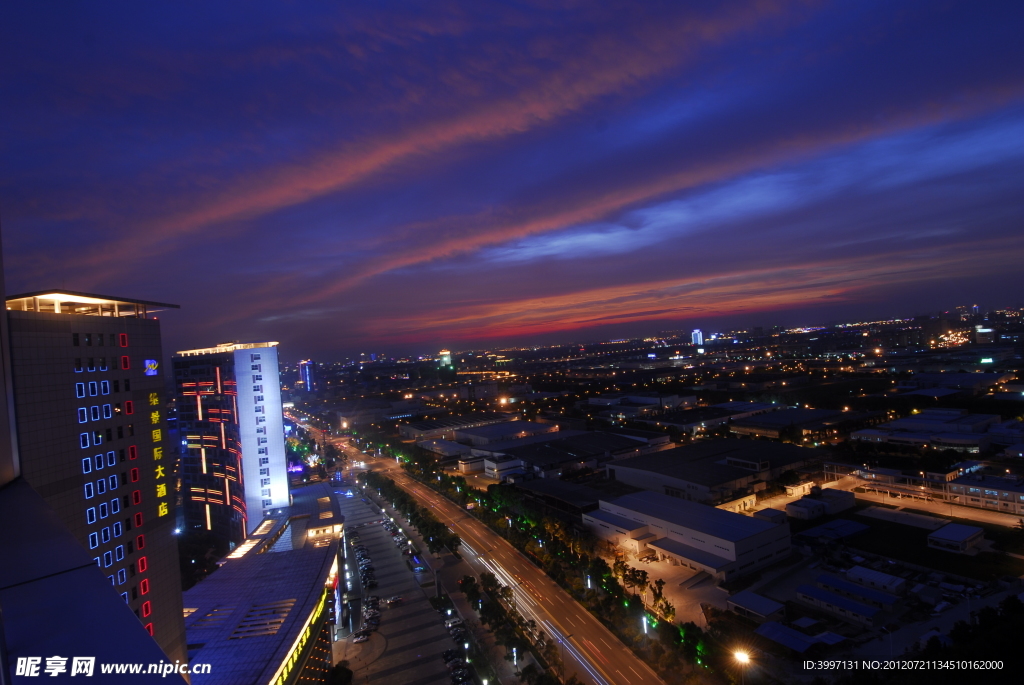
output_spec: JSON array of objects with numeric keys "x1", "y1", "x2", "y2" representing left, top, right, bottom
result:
[{"x1": 5, "y1": 290, "x2": 187, "y2": 664}]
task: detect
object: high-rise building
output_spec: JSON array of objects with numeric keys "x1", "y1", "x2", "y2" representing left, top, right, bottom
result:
[
  {"x1": 174, "y1": 342, "x2": 289, "y2": 538},
  {"x1": 298, "y1": 359, "x2": 317, "y2": 392},
  {"x1": 4, "y1": 290, "x2": 187, "y2": 664},
  {"x1": 438, "y1": 349, "x2": 452, "y2": 367},
  {"x1": 691, "y1": 329, "x2": 703, "y2": 346}
]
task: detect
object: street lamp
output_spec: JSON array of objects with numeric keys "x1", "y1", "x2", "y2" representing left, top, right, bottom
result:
[{"x1": 735, "y1": 651, "x2": 750, "y2": 685}]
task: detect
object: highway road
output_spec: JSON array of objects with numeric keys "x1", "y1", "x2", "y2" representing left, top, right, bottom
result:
[{"x1": 343, "y1": 446, "x2": 663, "y2": 685}]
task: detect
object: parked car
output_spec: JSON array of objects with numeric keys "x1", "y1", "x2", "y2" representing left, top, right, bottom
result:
[
  {"x1": 352, "y1": 634, "x2": 369, "y2": 644},
  {"x1": 444, "y1": 618, "x2": 463, "y2": 629},
  {"x1": 442, "y1": 649, "x2": 459, "y2": 662},
  {"x1": 446, "y1": 659, "x2": 466, "y2": 670}
]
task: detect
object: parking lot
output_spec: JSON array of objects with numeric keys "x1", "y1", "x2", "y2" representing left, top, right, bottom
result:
[{"x1": 333, "y1": 487, "x2": 469, "y2": 685}]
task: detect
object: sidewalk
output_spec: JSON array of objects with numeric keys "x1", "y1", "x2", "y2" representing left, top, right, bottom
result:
[{"x1": 365, "y1": 486, "x2": 521, "y2": 685}]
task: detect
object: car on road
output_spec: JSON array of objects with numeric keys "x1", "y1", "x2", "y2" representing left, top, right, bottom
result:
[
  {"x1": 444, "y1": 618, "x2": 463, "y2": 629},
  {"x1": 352, "y1": 634, "x2": 369, "y2": 644}
]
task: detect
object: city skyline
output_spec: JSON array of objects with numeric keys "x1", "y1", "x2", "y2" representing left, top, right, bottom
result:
[{"x1": 3, "y1": 1, "x2": 1023, "y2": 359}]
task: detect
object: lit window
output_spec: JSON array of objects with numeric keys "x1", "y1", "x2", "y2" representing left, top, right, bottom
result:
[
  {"x1": 137, "y1": 556, "x2": 148, "y2": 573},
  {"x1": 125, "y1": 400, "x2": 134, "y2": 415},
  {"x1": 134, "y1": 512, "x2": 143, "y2": 527},
  {"x1": 103, "y1": 551, "x2": 112, "y2": 567},
  {"x1": 76, "y1": 383, "x2": 86, "y2": 398},
  {"x1": 88, "y1": 533, "x2": 98, "y2": 549},
  {"x1": 103, "y1": 404, "x2": 112, "y2": 419},
  {"x1": 88, "y1": 381, "x2": 98, "y2": 396},
  {"x1": 99, "y1": 502, "x2": 108, "y2": 519},
  {"x1": 108, "y1": 475, "x2": 118, "y2": 490},
  {"x1": 84, "y1": 483, "x2": 95, "y2": 499},
  {"x1": 139, "y1": 578, "x2": 149, "y2": 594},
  {"x1": 106, "y1": 451, "x2": 116, "y2": 467},
  {"x1": 136, "y1": 534, "x2": 145, "y2": 549},
  {"x1": 101, "y1": 528, "x2": 111, "y2": 544},
  {"x1": 132, "y1": 490, "x2": 142, "y2": 505},
  {"x1": 94, "y1": 454, "x2": 104, "y2": 470},
  {"x1": 81, "y1": 457, "x2": 92, "y2": 474},
  {"x1": 141, "y1": 601, "x2": 151, "y2": 617},
  {"x1": 120, "y1": 356, "x2": 130, "y2": 370},
  {"x1": 100, "y1": 380, "x2": 110, "y2": 395},
  {"x1": 119, "y1": 333, "x2": 128, "y2": 347},
  {"x1": 93, "y1": 431, "x2": 103, "y2": 446},
  {"x1": 86, "y1": 507, "x2": 97, "y2": 524},
  {"x1": 113, "y1": 521, "x2": 123, "y2": 537},
  {"x1": 128, "y1": 445, "x2": 137, "y2": 460},
  {"x1": 130, "y1": 468, "x2": 139, "y2": 483},
  {"x1": 80, "y1": 433, "x2": 90, "y2": 449},
  {"x1": 115, "y1": 545, "x2": 125, "y2": 562},
  {"x1": 118, "y1": 569, "x2": 127, "y2": 585}
]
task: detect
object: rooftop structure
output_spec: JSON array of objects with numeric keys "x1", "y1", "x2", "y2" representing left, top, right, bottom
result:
[
  {"x1": 454, "y1": 420, "x2": 557, "y2": 445},
  {"x1": 6, "y1": 290, "x2": 179, "y2": 317},
  {"x1": 183, "y1": 483, "x2": 342, "y2": 685}
]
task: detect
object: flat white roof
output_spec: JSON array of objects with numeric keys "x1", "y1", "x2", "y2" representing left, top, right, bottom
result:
[
  {"x1": 928, "y1": 523, "x2": 984, "y2": 542},
  {"x1": 602, "y1": 491, "x2": 777, "y2": 542}
]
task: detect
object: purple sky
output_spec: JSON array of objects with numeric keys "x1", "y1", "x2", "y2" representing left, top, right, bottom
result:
[{"x1": 2, "y1": 1, "x2": 1023, "y2": 361}]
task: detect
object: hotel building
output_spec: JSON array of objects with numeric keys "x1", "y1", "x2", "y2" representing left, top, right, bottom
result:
[
  {"x1": 174, "y1": 342, "x2": 289, "y2": 540},
  {"x1": 5, "y1": 290, "x2": 187, "y2": 663}
]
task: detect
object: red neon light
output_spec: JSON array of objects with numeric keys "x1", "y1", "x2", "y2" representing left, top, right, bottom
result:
[
  {"x1": 132, "y1": 490, "x2": 142, "y2": 505},
  {"x1": 136, "y1": 534, "x2": 145, "y2": 549},
  {"x1": 119, "y1": 333, "x2": 129, "y2": 347},
  {"x1": 140, "y1": 579, "x2": 150, "y2": 595},
  {"x1": 134, "y1": 512, "x2": 143, "y2": 527},
  {"x1": 120, "y1": 356, "x2": 130, "y2": 370},
  {"x1": 128, "y1": 445, "x2": 137, "y2": 460},
  {"x1": 141, "y1": 601, "x2": 151, "y2": 617},
  {"x1": 130, "y1": 468, "x2": 139, "y2": 483},
  {"x1": 125, "y1": 400, "x2": 134, "y2": 415},
  {"x1": 137, "y1": 556, "x2": 148, "y2": 572},
  {"x1": 144, "y1": 623, "x2": 153, "y2": 636}
]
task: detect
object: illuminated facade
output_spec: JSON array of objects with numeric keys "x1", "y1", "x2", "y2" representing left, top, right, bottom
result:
[
  {"x1": 691, "y1": 329, "x2": 703, "y2": 346},
  {"x1": 4, "y1": 290, "x2": 187, "y2": 663},
  {"x1": 298, "y1": 359, "x2": 317, "y2": 391},
  {"x1": 438, "y1": 349, "x2": 452, "y2": 367},
  {"x1": 175, "y1": 342, "x2": 289, "y2": 538}
]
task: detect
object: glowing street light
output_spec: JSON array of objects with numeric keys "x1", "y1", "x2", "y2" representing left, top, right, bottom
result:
[{"x1": 735, "y1": 651, "x2": 750, "y2": 685}]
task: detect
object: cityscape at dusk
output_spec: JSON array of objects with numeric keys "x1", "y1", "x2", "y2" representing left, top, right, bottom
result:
[
  {"x1": 3, "y1": 1, "x2": 1024, "y2": 358},
  {"x1": 2, "y1": 2, "x2": 1023, "y2": 685}
]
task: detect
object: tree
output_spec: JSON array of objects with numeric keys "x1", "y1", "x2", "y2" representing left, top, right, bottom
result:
[{"x1": 459, "y1": 575, "x2": 482, "y2": 604}]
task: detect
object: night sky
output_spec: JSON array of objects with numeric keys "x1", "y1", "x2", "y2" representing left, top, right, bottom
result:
[{"x1": 2, "y1": 1, "x2": 1023, "y2": 360}]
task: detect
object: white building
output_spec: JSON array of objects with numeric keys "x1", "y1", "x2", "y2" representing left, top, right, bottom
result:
[
  {"x1": 584, "y1": 492, "x2": 790, "y2": 581},
  {"x1": 176, "y1": 342, "x2": 289, "y2": 533}
]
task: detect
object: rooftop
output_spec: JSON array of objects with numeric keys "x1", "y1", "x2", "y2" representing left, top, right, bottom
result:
[
  {"x1": 603, "y1": 491, "x2": 778, "y2": 542},
  {"x1": 610, "y1": 439, "x2": 822, "y2": 487},
  {"x1": 797, "y1": 584, "x2": 880, "y2": 618},
  {"x1": 816, "y1": 574, "x2": 898, "y2": 606},
  {"x1": 176, "y1": 341, "x2": 279, "y2": 356},
  {"x1": 728, "y1": 590, "x2": 785, "y2": 616},
  {"x1": 928, "y1": 523, "x2": 984, "y2": 542},
  {"x1": 647, "y1": 537, "x2": 731, "y2": 570},
  {"x1": 7, "y1": 289, "x2": 178, "y2": 316},
  {"x1": 732, "y1": 407, "x2": 844, "y2": 428},
  {"x1": 183, "y1": 483, "x2": 341, "y2": 685}
]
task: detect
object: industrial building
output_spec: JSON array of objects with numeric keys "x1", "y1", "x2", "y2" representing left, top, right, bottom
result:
[
  {"x1": 605, "y1": 440, "x2": 822, "y2": 505},
  {"x1": 583, "y1": 491, "x2": 791, "y2": 581}
]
